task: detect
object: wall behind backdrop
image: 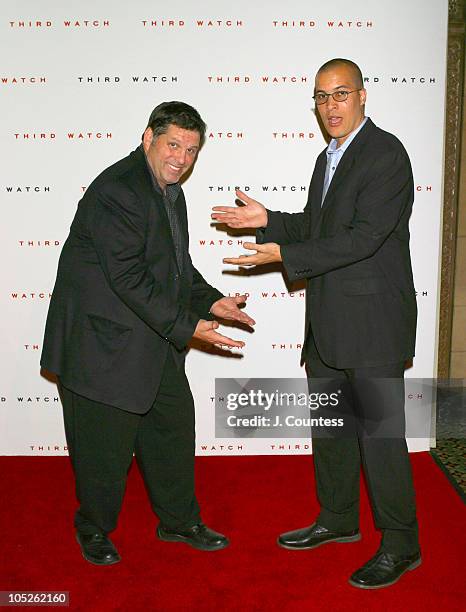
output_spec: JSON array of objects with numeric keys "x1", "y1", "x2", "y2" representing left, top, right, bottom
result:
[{"x1": 1, "y1": 0, "x2": 448, "y2": 455}]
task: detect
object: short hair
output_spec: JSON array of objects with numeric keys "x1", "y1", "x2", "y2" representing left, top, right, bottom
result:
[
  {"x1": 144, "y1": 101, "x2": 207, "y2": 145},
  {"x1": 316, "y1": 58, "x2": 364, "y2": 89}
]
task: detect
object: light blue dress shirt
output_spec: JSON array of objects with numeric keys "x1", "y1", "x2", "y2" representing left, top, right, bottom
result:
[{"x1": 321, "y1": 116, "x2": 368, "y2": 205}]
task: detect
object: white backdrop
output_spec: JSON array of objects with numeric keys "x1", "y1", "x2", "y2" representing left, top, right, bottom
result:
[{"x1": 0, "y1": 0, "x2": 448, "y2": 455}]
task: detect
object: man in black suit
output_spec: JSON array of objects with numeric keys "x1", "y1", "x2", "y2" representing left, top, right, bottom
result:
[
  {"x1": 212, "y1": 59, "x2": 420, "y2": 589},
  {"x1": 41, "y1": 101, "x2": 254, "y2": 565}
]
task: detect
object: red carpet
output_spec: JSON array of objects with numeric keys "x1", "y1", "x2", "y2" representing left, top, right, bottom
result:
[{"x1": 1, "y1": 454, "x2": 465, "y2": 611}]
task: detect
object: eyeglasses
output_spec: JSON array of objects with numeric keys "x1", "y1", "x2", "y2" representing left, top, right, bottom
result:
[{"x1": 313, "y1": 89, "x2": 362, "y2": 105}]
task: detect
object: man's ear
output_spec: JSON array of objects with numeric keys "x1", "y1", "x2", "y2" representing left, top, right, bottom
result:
[
  {"x1": 359, "y1": 88, "x2": 367, "y2": 107},
  {"x1": 142, "y1": 127, "x2": 154, "y2": 151}
]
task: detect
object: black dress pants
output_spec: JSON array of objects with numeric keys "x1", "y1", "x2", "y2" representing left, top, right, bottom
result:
[
  {"x1": 59, "y1": 350, "x2": 201, "y2": 535},
  {"x1": 306, "y1": 336, "x2": 419, "y2": 555}
]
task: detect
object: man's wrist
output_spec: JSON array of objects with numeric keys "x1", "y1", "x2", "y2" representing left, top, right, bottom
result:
[{"x1": 208, "y1": 296, "x2": 222, "y2": 316}]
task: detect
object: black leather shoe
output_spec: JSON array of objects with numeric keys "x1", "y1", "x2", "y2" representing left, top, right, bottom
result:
[
  {"x1": 157, "y1": 523, "x2": 229, "y2": 551},
  {"x1": 278, "y1": 523, "x2": 361, "y2": 550},
  {"x1": 349, "y1": 550, "x2": 421, "y2": 589},
  {"x1": 76, "y1": 532, "x2": 121, "y2": 566}
]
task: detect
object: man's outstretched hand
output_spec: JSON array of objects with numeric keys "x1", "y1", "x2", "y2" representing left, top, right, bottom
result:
[
  {"x1": 223, "y1": 242, "x2": 282, "y2": 267},
  {"x1": 212, "y1": 189, "x2": 268, "y2": 229},
  {"x1": 210, "y1": 295, "x2": 255, "y2": 327},
  {"x1": 193, "y1": 319, "x2": 245, "y2": 349}
]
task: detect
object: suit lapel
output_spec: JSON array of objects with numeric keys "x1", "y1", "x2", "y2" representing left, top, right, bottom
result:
[
  {"x1": 321, "y1": 154, "x2": 356, "y2": 210},
  {"x1": 309, "y1": 151, "x2": 327, "y2": 234},
  {"x1": 132, "y1": 148, "x2": 180, "y2": 266},
  {"x1": 314, "y1": 119, "x2": 375, "y2": 230}
]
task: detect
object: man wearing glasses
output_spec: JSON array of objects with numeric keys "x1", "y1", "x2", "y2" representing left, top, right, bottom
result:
[{"x1": 212, "y1": 58, "x2": 420, "y2": 589}]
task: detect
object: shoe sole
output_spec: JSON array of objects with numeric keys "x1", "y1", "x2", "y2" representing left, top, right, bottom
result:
[
  {"x1": 156, "y1": 527, "x2": 229, "y2": 551},
  {"x1": 348, "y1": 557, "x2": 422, "y2": 589},
  {"x1": 76, "y1": 534, "x2": 121, "y2": 566},
  {"x1": 277, "y1": 532, "x2": 361, "y2": 550}
]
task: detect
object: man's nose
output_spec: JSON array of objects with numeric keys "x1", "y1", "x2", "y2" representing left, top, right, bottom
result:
[
  {"x1": 175, "y1": 148, "x2": 187, "y2": 165},
  {"x1": 325, "y1": 95, "x2": 337, "y2": 109}
]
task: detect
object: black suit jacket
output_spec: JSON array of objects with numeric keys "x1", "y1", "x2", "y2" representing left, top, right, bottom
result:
[
  {"x1": 41, "y1": 146, "x2": 223, "y2": 413},
  {"x1": 258, "y1": 119, "x2": 417, "y2": 368}
]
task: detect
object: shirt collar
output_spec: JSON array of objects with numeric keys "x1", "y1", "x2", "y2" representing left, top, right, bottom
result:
[
  {"x1": 326, "y1": 116, "x2": 368, "y2": 156},
  {"x1": 140, "y1": 143, "x2": 181, "y2": 201}
]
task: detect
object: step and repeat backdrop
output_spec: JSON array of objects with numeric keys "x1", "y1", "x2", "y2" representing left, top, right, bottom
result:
[{"x1": 1, "y1": 1, "x2": 448, "y2": 455}]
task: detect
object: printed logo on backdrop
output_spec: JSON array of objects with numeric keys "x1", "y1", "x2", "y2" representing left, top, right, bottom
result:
[
  {"x1": 271, "y1": 343, "x2": 303, "y2": 351},
  {"x1": 4, "y1": 186, "x2": 51, "y2": 193},
  {"x1": 18, "y1": 241, "x2": 61, "y2": 248},
  {"x1": 207, "y1": 131, "x2": 244, "y2": 140},
  {"x1": 13, "y1": 132, "x2": 113, "y2": 141},
  {"x1": 8, "y1": 20, "x2": 110, "y2": 28},
  {"x1": 23, "y1": 344, "x2": 41, "y2": 351},
  {"x1": 76, "y1": 75, "x2": 179, "y2": 85},
  {"x1": 207, "y1": 184, "x2": 307, "y2": 193},
  {"x1": 207, "y1": 75, "x2": 310, "y2": 85},
  {"x1": 362, "y1": 76, "x2": 437, "y2": 85},
  {"x1": 9, "y1": 395, "x2": 60, "y2": 404},
  {"x1": 198, "y1": 442, "x2": 246, "y2": 453},
  {"x1": 28, "y1": 445, "x2": 68, "y2": 453},
  {"x1": 272, "y1": 132, "x2": 315, "y2": 140},
  {"x1": 141, "y1": 19, "x2": 244, "y2": 28},
  {"x1": 271, "y1": 19, "x2": 374, "y2": 29},
  {"x1": 1, "y1": 77, "x2": 46, "y2": 85},
  {"x1": 10, "y1": 292, "x2": 52, "y2": 300}
]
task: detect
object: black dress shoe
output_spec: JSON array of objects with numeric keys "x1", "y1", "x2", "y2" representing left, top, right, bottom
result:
[
  {"x1": 278, "y1": 523, "x2": 361, "y2": 550},
  {"x1": 76, "y1": 532, "x2": 121, "y2": 566},
  {"x1": 157, "y1": 523, "x2": 229, "y2": 551},
  {"x1": 349, "y1": 549, "x2": 421, "y2": 589}
]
